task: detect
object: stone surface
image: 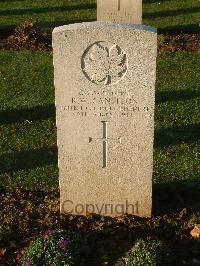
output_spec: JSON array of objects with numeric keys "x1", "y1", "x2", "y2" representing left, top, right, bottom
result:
[
  {"x1": 97, "y1": 0, "x2": 142, "y2": 24},
  {"x1": 53, "y1": 22, "x2": 157, "y2": 217}
]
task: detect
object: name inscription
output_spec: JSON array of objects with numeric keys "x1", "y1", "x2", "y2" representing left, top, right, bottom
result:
[{"x1": 58, "y1": 90, "x2": 151, "y2": 118}]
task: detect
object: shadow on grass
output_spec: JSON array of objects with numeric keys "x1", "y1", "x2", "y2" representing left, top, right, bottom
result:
[
  {"x1": 1, "y1": 0, "x2": 25, "y2": 2},
  {"x1": 0, "y1": 3, "x2": 96, "y2": 16},
  {"x1": 1, "y1": 20, "x2": 198, "y2": 36},
  {"x1": 156, "y1": 90, "x2": 200, "y2": 104},
  {"x1": 143, "y1": 6, "x2": 200, "y2": 19},
  {"x1": 143, "y1": 0, "x2": 169, "y2": 2},
  {"x1": 38, "y1": 18, "x2": 95, "y2": 30},
  {"x1": 0, "y1": 18, "x2": 95, "y2": 36},
  {"x1": 157, "y1": 23, "x2": 200, "y2": 33},
  {"x1": 155, "y1": 124, "x2": 200, "y2": 148},
  {"x1": 0, "y1": 146, "x2": 57, "y2": 173},
  {"x1": 153, "y1": 179, "x2": 200, "y2": 215},
  {"x1": 0, "y1": 105, "x2": 199, "y2": 173},
  {"x1": 0, "y1": 104, "x2": 55, "y2": 125}
]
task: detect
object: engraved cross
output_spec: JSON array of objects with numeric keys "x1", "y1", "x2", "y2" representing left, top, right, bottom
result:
[
  {"x1": 118, "y1": 0, "x2": 121, "y2": 11},
  {"x1": 89, "y1": 121, "x2": 121, "y2": 168}
]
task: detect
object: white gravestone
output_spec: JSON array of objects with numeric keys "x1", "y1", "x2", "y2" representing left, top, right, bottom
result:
[
  {"x1": 53, "y1": 22, "x2": 157, "y2": 217},
  {"x1": 97, "y1": 0, "x2": 142, "y2": 24}
]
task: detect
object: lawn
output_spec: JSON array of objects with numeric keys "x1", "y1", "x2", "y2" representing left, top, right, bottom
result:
[
  {"x1": 0, "y1": 51, "x2": 199, "y2": 190},
  {"x1": 0, "y1": 0, "x2": 199, "y2": 34}
]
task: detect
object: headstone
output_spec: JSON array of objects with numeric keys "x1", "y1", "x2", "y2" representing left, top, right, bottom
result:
[
  {"x1": 53, "y1": 22, "x2": 157, "y2": 217},
  {"x1": 97, "y1": 0, "x2": 142, "y2": 24}
]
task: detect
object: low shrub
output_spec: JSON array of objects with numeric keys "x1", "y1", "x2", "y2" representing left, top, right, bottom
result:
[
  {"x1": 7, "y1": 20, "x2": 51, "y2": 51},
  {"x1": 125, "y1": 238, "x2": 175, "y2": 266},
  {"x1": 21, "y1": 229, "x2": 82, "y2": 266}
]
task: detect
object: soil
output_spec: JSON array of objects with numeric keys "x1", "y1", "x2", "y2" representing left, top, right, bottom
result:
[
  {"x1": 0, "y1": 187, "x2": 200, "y2": 265},
  {"x1": 158, "y1": 33, "x2": 200, "y2": 52}
]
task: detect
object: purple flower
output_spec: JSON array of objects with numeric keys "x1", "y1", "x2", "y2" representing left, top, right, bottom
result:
[
  {"x1": 58, "y1": 240, "x2": 70, "y2": 248},
  {"x1": 26, "y1": 258, "x2": 32, "y2": 266},
  {"x1": 16, "y1": 252, "x2": 22, "y2": 263},
  {"x1": 42, "y1": 228, "x2": 52, "y2": 237}
]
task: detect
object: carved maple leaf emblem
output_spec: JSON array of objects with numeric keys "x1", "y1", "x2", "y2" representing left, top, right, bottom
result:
[{"x1": 83, "y1": 43, "x2": 127, "y2": 85}]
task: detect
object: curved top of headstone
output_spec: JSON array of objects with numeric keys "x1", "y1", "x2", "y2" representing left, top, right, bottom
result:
[{"x1": 53, "y1": 21, "x2": 157, "y2": 34}]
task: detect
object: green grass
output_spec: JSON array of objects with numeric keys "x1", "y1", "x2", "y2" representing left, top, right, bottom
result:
[
  {"x1": 0, "y1": 51, "x2": 58, "y2": 190},
  {"x1": 143, "y1": 0, "x2": 200, "y2": 32},
  {"x1": 0, "y1": 51, "x2": 199, "y2": 190},
  {"x1": 154, "y1": 52, "x2": 200, "y2": 184},
  {"x1": 0, "y1": 0, "x2": 199, "y2": 34},
  {"x1": 0, "y1": 0, "x2": 96, "y2": 34}
]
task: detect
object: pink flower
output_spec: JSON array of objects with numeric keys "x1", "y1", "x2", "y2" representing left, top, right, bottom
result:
[
  {"x1": 58, "y1": 240, "x2": 70, "y2": 248},
  {"x1": 42, "y1": 228, "x2": 52, "y2": 237}
]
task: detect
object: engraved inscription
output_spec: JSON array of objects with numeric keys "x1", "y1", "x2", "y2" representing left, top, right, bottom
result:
[
  {"x1": 58, "y1": 88, "x2": 151, "y2": 118},
  {"x1": 82, "y1": 41, "x2": 128, "y2": 86},
  {"x1": 98, "y1": 12, "x2": 135, "y2": 22},
  {"x1": 58, "y1": 89, "x2": 151, "y2": 118},
  {"x1": 89, "y1": 121, "x2": 121, "y2": 168}
]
